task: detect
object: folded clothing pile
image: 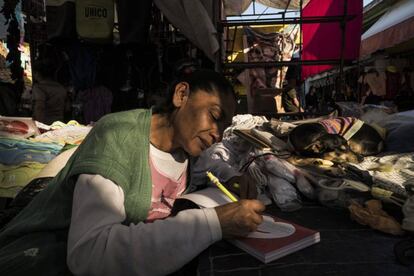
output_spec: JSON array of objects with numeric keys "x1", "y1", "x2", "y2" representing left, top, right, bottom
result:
[
  {"x1": 0, "y1": 137, "x2": 64, "y2": 198},
  {"x1": 0, "y1": 117, "x2": 94, "y2": 198}
]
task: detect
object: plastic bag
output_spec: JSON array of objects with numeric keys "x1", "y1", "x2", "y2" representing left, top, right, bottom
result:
[
  {"x1": 267, "y1": 175, "x2": 301, "y2": 211},
  {"x1": 0, "y1": 116, "x2": 40, "y2": 139}
]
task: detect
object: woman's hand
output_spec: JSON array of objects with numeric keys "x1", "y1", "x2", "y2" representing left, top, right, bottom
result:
[
  {"x1": 215, "y1": 200, "x2": 265, "y2": 239},
  {"x1": 226, "y1": 172, "x2": 258, "y2": 199}
]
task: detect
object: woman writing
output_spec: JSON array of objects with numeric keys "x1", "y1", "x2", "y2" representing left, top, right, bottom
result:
[{"x1": 0, "y1": 70, "x2": 264, "y2": 275}]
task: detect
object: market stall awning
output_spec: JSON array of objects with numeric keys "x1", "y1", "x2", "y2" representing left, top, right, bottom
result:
[{"x1": 360, "y1": 0, "x2": 414, "y2": 57}]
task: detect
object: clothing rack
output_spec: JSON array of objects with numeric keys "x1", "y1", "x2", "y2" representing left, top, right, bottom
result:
[
  {"x1": 213, "y1": 0, "x2": 355, "y2": 115},
  {"x1": 215, "y1": 0, "x2": 354, "y2": 70}
]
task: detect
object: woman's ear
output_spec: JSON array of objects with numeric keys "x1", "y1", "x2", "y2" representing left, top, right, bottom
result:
[{"x1": 172, "y1": 82, "x2": 190, "y2": 108}]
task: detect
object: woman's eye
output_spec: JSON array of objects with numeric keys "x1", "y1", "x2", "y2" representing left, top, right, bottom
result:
[{"x1": 210, "y1": 112, "x2": 220, "y2": 121}]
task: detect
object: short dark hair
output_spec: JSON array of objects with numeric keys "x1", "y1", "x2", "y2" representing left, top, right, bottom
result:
[{"x1": 154, "y1": 69, "x2": 235, "y2": 114}]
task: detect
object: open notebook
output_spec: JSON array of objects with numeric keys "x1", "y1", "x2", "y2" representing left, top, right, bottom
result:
[{"x1": 180, "y1": 187, "x2": 320, "y2": 263}]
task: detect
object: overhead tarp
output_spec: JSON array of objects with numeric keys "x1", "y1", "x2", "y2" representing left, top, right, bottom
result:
[
  {"x1": 154, "y1": 0, "x2": 218, "y2": 62},
  {"x1": 301, "y1": 0, "x2": 363, "y2": 80},
  {"x1": 153, "y1": 0, "x2": 310, "y2": 62},
  {"x1": 223, "y1": 0, "x2": 311, "y2": 15},
  {"x1": 362, "y1": 0, "x2": 396, "y2": 33},
  {"x1": 360, "y1": 0, "x2": 414, "y2": 57}
]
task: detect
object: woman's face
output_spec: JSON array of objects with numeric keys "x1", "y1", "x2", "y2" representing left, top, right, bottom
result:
[{"x1": 172, "y1": 85, "x2": 236, "y2": 157}]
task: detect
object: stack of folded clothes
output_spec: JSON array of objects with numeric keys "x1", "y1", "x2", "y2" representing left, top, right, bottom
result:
[
  {"x1": 0, "y1": 117, "x2": 92, "y2": 198},
  {"x1": 0, "y1": 137, "x2": 63, "y2": 198}
]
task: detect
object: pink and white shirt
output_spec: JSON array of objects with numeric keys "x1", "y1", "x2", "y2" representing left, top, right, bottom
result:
[
  {"x1": 146, "y1": 144, "x2": 188, "y2": 221},
  {"x1": 67, "y1": 144, "x2": 221, "y2": 275}
]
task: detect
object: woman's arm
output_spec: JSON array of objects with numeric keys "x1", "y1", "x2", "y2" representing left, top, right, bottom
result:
[{"x1": 67, "y1": 174, "x2": 221, "y2": 276}]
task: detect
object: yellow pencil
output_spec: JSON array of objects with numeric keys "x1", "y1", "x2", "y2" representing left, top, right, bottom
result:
[{"x1": 206, "y1": 171, "x2": 238, "y2": 202}]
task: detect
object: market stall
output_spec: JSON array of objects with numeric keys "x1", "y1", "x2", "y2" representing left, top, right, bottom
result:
[{"x1": 0, "y1": 0, "x2": 413, "y2": 274}]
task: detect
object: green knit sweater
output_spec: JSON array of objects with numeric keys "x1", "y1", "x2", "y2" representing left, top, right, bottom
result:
[{"x1": 0, "y1": 109, "x2": 153, "y2": 275}]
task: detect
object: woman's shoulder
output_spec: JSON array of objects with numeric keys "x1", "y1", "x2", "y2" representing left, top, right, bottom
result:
[
  {"x1": 73, "y1": 109, "x2": 152, "y2": 169},
  {"x1": 97, "y1": 109, "x2": 151, "y2": 125},
  {"x1": 89, "y1": 109, "x2": 152, "y2": 140}
]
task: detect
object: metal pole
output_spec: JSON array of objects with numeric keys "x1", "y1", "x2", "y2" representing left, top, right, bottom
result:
[
  {"x1": 230, "y1": 26, "x2": 238, "y2": 63},
  {"x1": 221, "y1": 15, "x2": 356, "y2": 26},
  {"x1": 356, "y1": 60, "x2": 361, "y2": 102},
  {"x1": 339, "y1": 0, "x2": 348, "y2": 97},
  {"x1": 299, "y1": 0, "x2": 303, "y2": 113},
  {"x1": 253, "y1": 0, "x2": 256, "y2": 15},
  {"x1": 214, "y1": 0, "x2": 222, "y2": 72}
]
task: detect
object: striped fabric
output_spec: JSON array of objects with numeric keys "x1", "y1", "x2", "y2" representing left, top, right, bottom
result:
[{"x1": 319, "y1": 117, "x2": 358, "y2": 137}]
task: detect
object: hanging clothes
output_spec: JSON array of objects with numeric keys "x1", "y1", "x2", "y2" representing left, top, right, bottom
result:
[
  {"x1": 243, "y1": 27, "x2": 297, "y2": 90},
  {"x1": 32, "y1": 79, "x2": 68, "y2": 125},
  {"x1": 77, "y1": 85, "x2": 113, "y2": 124},
  {"x1": 385, "y1": 71, "x2": 401, "y2": 100},
  {"x1": 46, "y1": 0, "x2": 77, "y2": 40},
  {"x1": 238, "y1": 27, "x2": 297, "y2": 113},
  {"x1": 358, "y1": 71, "x2": 387, "y2": 97},
  {"x1": 65, "y1": 42, "x2": 97, "y2": 91},
  {"x1": 116, "y1": 0, "x2": 152, "y2": 44},
  {"x1": 76, "y1": 0, "x2": 115, "y2": 43}
]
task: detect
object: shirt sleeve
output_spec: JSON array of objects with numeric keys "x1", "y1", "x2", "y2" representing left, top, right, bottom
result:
[
  {"x1": 67, "y1": 174, "x2": 222, "y2": 276},
  {"x1": 288, "y1": 88, "x2": 297, "y2": 100}
]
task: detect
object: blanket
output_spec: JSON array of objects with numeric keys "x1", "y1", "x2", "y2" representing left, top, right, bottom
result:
[{"x1": 354, "y1": 153, "x2": 414, "y2": 198}]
